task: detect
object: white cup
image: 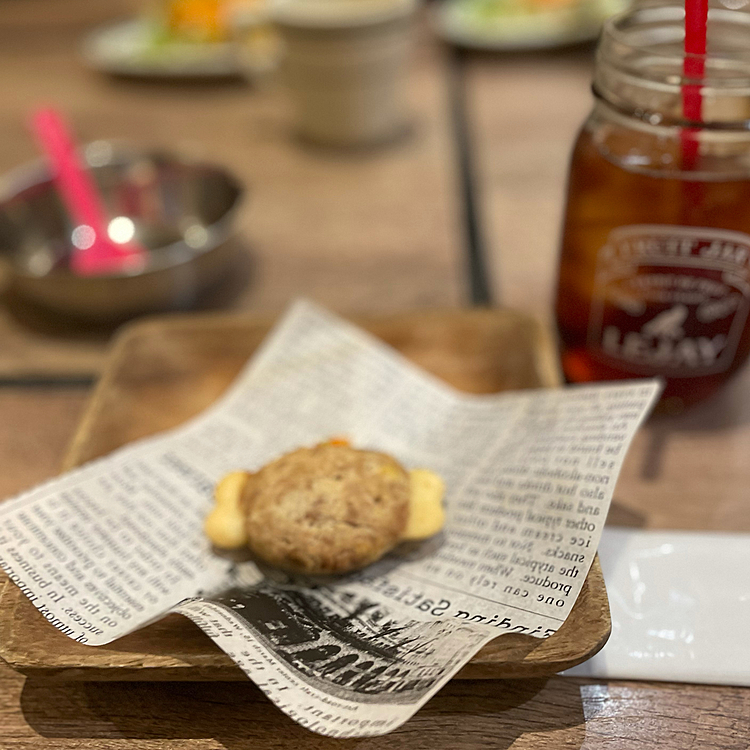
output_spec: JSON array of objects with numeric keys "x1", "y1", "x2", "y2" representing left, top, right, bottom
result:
[{"x1": 270, "y1": 0, "x2": 419, "y2": 147}]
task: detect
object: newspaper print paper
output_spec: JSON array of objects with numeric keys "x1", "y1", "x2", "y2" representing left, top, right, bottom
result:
[{"x1": 0, "y1": 300, "x2": 660, "y2": 736}]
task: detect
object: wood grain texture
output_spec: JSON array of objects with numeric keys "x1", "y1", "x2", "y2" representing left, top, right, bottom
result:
[
  {"x1": 0, "y1": 390, "x2": 89, "y2": 502},
  {"x1": 0, "y1": 308, "x2": 610, "y2": 681},
  {"x1": 2, "y1": 659, "x2": 749, "y2": 749},
  {"x1": 0, "y1": 0, "x2": 464, "y2": 377}
]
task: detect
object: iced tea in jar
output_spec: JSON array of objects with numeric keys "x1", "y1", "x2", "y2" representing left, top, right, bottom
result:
[{"x1": 555, "y1": 3, "x2": 750, "y2": 409}]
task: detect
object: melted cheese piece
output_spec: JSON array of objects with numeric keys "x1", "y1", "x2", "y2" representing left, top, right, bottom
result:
[
  {"x1": 205, "y1": 466, "x2": 445, "y2": 549},
  {"x1": 203, "y1": 471, "x2": 250, "y2": 549},
  {"x1": 402, "y1": 469, "x2": 445, "y2": 541}
]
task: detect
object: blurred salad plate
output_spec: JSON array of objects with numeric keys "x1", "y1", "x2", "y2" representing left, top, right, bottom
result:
[
  {"x1": 83, "y1": 14, "x2": 280, "y2": 80},
  {"x1": 431, "y1": 0, "x2": 627, "y2": 50}
]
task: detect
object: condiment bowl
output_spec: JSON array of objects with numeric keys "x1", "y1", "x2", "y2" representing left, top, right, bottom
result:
[{"x1": 0, "y1": 141, "x2": 244, "y2": 320}]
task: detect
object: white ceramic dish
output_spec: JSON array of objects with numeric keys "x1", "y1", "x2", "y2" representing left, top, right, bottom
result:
[
  {"x1": 82, "y1": 18, "x2": 277, "y2": 80},
  {"x1": 565, "y1": 527, "x2": 750, "y2": 687},
  {"x1": 431, "y1": 0, "x2": 627, "y2": 51}
]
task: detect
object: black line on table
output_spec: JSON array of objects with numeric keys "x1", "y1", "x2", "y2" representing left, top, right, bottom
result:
[
  {"x1": 0, "y1": 375, "x2": 96, "y2": 388},
  {"x1": 447, "y1": 46, "x2": 494, "y2": 307}
]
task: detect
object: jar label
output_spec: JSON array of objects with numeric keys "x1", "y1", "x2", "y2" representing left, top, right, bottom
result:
[{"x1": 587, "y1": 225, "x2": 750, "y2": 377}]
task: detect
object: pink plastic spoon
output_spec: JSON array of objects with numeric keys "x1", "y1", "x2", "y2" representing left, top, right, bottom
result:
[{"x1": 30, "y1": 108, "x2": 148, "y2": 276}]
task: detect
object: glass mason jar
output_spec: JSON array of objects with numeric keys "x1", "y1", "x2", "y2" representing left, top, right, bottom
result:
[{"x1": 555, "y1": 3, "x2": 750, "y2": 410}]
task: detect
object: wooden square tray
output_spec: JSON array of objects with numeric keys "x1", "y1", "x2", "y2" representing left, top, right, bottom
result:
[{"x1": 0, "y1": 307, "x2": 610, "y2": 681}]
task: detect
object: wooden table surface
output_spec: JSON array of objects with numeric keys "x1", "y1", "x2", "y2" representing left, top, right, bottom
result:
[{"x1": 1, "y1": 1, "x2": 750, "y2": 748}]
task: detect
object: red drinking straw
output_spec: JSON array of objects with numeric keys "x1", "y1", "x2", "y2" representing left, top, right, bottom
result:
[
  {"x1": 30, "y1": 108, "x2": 148, "y2": 276},
  {"x1": 681, "y1": 0, "x2": 708, "y2": 171}
]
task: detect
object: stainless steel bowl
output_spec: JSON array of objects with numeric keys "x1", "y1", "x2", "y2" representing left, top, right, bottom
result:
[{"x1": 0, "y1": 141, "x2": 243, "y2": 320}]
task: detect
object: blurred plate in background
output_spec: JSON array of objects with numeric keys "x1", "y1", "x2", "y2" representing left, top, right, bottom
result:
[
  {"x1": 83, "y1": 18, "x2": 278, "y2": 80},
  {"x1": 432, "y1": 0, "x2": 627, "y2": 50}
]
